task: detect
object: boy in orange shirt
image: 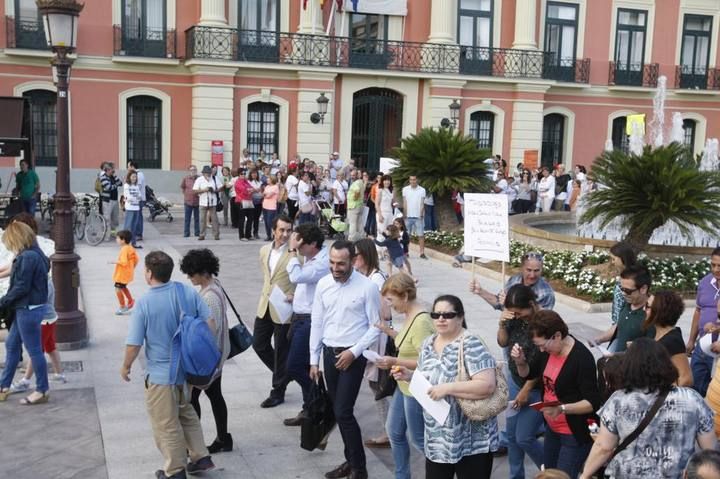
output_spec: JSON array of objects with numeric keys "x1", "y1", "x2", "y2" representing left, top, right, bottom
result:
[{"x1": 110, "y1": 230, "x2": 139, "y2": 315}]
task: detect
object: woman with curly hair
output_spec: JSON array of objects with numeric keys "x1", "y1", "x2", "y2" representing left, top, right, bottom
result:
[
  {"x1": 643, "y1": 290, "x2": 692, "y2": 387},
  {"x1": 179, "y1": 248, "x2": 232, "y2": 453}
]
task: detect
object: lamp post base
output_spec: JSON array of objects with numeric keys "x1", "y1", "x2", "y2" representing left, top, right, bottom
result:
[
  {"x1": 51, "y1": 248, "x2": 87, "y2": 350},
  {"x1": 55, "y1": 309, "x2": 88, "y2": 351}
]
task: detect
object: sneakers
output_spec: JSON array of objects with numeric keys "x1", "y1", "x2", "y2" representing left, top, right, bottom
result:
[
  {"x1": 420, "y1": 254, "x2": 428, "y2": 260},
  {"x1": 51, "y1": 373, "x2": 67, "y2": 383},
  {"x1": 186, "y1": 456, "x2": 214, "y2": 475},
  {"x1": 115, "y1": 307, "x2": 129, "y2": 315},
  {"x1": 9, "y1": 378, "x2": 31, "y2": 394}
]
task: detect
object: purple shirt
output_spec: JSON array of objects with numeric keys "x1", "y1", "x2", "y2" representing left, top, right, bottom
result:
[{"x1": 696, "y1": 273, "x2": 720, "y2": 334}]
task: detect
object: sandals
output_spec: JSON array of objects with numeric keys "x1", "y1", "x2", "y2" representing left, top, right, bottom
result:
[
  {"x1": 19, "y1": 393, "x2": 49, "y2": 406},
  {"x1": 0, "y1": 388, "x2": 10, "y2": 402}
]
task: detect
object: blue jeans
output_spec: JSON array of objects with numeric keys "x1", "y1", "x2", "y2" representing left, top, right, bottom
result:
[
  {"x1": 299, "y1": 213, "x2": 316, "y2": 225},
  {"x1": 543, "y1": 427, "x2": 591, "y2": 478},
  {"x1": 386, "y1": 389, "x2": 425, "y2": 479},
  {"x1": 0, "y1": 307, "x2": 48, "y2": 393},
  {"x1": 22, "y1": 198, "x2": 37, "y2": 216},
  {"x1": 286, "y1": 318, "x2": 312, "y2": 407},
  {"x1": 507, "y1": 378, "x2": 545, "y2": 479},
  {"x1": 692, "y1": 345, "x2": 715, "y2": 397},
  {"x1": 123, "y1": 209, "x2": 141, "y2": 244},
  {"x1": 184, "y1": 204, "x2": 200, "y2": 237},
  {"x1": 263, "y1": 209, "x2": 277, "y2": 239},
  {"x1": 424, "y1": 204, "x2": 437, "y2": 231}
]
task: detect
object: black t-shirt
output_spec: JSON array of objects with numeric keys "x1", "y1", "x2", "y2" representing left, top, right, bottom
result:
[{"x1": 657, "y1": 327, "x2": 686, "y2": 356}]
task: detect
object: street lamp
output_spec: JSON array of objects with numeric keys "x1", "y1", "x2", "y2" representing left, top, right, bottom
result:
[
  {"x1": 440, "y1": 99, "x2": 461, "y2": 131},
  {"x1": 310, "y1": 92, "x2": 329, "y2": 124},
  {"x1": 36, "y1": 0, "x2": 87, "y2": 349}
]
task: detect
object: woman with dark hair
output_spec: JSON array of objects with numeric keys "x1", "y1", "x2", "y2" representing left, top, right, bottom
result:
[
  {"x1": 608, "y1": 241, "x2": 637, "y2": 325},
  {"x1": 375, "y1": 174, "x2": 394, "y2": 239},
  {"x1": 393, "y1": 295, "x2": 499, "y2": 479},
  {"x1": 497, "y1": 285, "x2": 544, "y2": 479},
  {"x1": 364, "y1": 172, "x2": 379, "y2": 237},
  {"x1": 512, "y1": 310, "x2": 601, "y2": 478},
  {"x1": 580, "y1": 338, "x2": 715, "y2": 479},
  {"x1": 512, "y1": 170, "x2": 533, "y2": 214},
  {"x1": 234, "y1": 170, "x2": 255, "y2": 241},
  {"x1": 248, "y1": 169, "x2": 264, "y2": 239},
  {"x1": 179, "y1": 248, "x2": 232, "y2": 453},
  {"x1": 644, "y1": 290, "x2": 692, "y2": 387}
]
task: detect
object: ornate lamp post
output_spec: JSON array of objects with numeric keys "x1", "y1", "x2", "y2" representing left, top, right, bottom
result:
[
  {"x1": 36, "y1": 0, "x2": 87, "y2": 349},
  {"x1": 441, "y1": 99, "x2": 461, "y2": 131},
  {"x1": 310, "y1": 92, "x2": 330, "y2": 124}
]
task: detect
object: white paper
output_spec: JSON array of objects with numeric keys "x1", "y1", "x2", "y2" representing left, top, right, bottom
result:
[
  {"x1": 269, "y1": 285, "x2": 293, "y2": 324},
  {"x1": 362, "y1": 350, "x2": 382, "y2": 363},
  {"x1": 588, "y1": 339, "x2": 611, "y2": 357},
  {"x1": 463, "y1": 193, "x2": 510, "y2": 262},
  {"x1": 409, "y1": 372, "x2": 451, "y2": 426}
]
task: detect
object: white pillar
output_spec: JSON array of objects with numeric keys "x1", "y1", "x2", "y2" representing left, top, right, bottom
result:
[
  {"x1": 509, "y1": 85, "x2": 548, "y2": 163},
  {"x1": 428, "y1": 0, "x2": 456, "y2": 44},
  {"x1": 513, "y1": 0, "x2": 538, "y2": 49},
  {"x1": 189, "y1": 67, "x2": 235, "y2": 167},
  {"x1": 199, "y1": 0, "x2": 227, "y2": 26},
  {"x1": 298, "y1": 0, "x2": 324, "y2": 34}
]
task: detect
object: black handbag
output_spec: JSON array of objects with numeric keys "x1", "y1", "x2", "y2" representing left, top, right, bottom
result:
[
  {"x1": 374, "y1": 312, "x2": 424, "y2": 400},
  {"x1": 221, "y1": 287, "x2": 253, "y2": 358},
  {"x1": 301, "y1": 376, "x2": 336, "y2": 451},
  {"x1": 215, "y1": 193, "x2": 224, "y2": 213}
]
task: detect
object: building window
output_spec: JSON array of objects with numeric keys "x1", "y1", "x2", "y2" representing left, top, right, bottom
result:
[
  {"x1": 247, "y1": 102, "x2": 279, "y2": 160},
  {"x1": 22, "y1": 90, "x2": 57, "y2": 167},
  {"x1": 469, "y1": 111, "x2": 494, "y2": 150},
  {"x1": 458, "y1": 0, "x2": 493, "y2": 74},
  {"x1": 614, "y1": 9, "x2": 647, "y2": 86},
  {"x1": 349, "y1": 13, "x2": 389, "y2": 64},
  {"x1": 679, "y1": 15, "x2": 713, "y2": 89},
  {"x1": 612, "y1": 116, "x2": 629, "y2": 153},
  {"x1": 121, "y1": 0, "x2": 167, "y2": 57},
  {"x1": 13, "y1": 0, "x2": 46, "y2": 49},
  {"x1": 544, "y1": 2, "x2": 578, "y2": 81},
  {"x1": 682, "y1": 119, "x2": 696, "y2": 154},
  {"x1": 541, "y1": 114, "x2": 565, "y2": 169},
  {"x1": 127, "y1": 96, "x2": 162, "y2": 169}
]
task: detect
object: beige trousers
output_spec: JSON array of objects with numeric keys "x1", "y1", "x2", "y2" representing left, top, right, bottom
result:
[{"x1": 145, "y1": 381, "x2": 208, "y2": 476}]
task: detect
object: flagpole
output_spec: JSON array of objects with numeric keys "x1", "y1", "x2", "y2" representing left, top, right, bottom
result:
[{"x1": 326, "y1": 0, "x2": 336, "y2": 35}]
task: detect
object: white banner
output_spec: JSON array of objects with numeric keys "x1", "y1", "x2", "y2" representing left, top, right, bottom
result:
[
  {"x1": 463, "y1": 193, "x2": 510, "y2": 263},
  {"x1": 344, "y1": 0, "x2": 408, "y2": 16}
]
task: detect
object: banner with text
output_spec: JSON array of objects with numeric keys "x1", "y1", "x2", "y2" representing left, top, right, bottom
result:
[{"x1": 463, "y1": 193, "x2": 510, "y2": 262}]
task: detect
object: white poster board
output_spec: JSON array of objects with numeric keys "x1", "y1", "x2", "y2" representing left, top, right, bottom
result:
[
  {"x1": 463, "y1": 193, "x2": 510, "y2": 262},
  {"x1": 379, "y1": 157, "x2": 399, "y2": 174}
]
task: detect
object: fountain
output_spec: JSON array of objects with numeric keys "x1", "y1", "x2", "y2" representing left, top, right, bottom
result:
[{"x1": 670, "y1": 112, "x2": 685, "y2": 144}]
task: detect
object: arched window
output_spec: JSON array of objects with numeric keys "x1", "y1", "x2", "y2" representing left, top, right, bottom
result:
[
  {"x1": 612, "y1": 116, "x2": 629, "y2": 153},
  {"x1": 541, "y1": 113, "x2": 565, "y2": 169},
  {"x1": 247, "y1": 102, "x2": 279, "y2": 160},
  {"x1": 22, "y1": 90, "x2": 57, "y2": 167},
  {"x1": 683, "y1": 119, "x2": 697, "y2": 155},
  {"x1": 127, "y1": 95, "x2": 162, "y2": 169},
  {"x1": 469, "y1": 111, "x2": 494, "y2": 150}
]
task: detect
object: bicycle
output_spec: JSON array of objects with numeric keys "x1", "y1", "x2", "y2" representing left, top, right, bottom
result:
[{"x1": 73, "y1": 194, "x2": 107, "y2": 246}]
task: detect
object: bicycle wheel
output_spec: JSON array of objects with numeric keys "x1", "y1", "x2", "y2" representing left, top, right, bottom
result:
[
  {"x1": 74, "y1": 209, "x2": 86, "y2": 241},
  {"x1": 85, "y1": 213, "x2": 107, "y2": 246}
]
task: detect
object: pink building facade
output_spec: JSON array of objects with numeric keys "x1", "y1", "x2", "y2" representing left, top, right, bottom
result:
[{"x1": 1, "y1": 0, "x2": 720, "y2": 178}]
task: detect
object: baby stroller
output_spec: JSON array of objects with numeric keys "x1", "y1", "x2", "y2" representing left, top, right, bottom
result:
[
  {"x1": 145, "y1": 185, "x2": 174, "y2": 222},
  {"x1": 316, "y1": 200, "x2": 347, "y2": 239}
]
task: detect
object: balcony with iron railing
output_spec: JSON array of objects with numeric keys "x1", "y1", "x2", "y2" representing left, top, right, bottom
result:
[
  {"x1": 5, "y1": 16, "x2": 47, "y2": 50},
  {"x1": 608, "y1": 61, "x2": 659, "y2": 88},
  {"x1": 113, "y1": 25, "x2": 177, "y2": 59},
  {"x1": 185, "y1": 26, "x2": 591, "y2": 83},
  {"x1": 675, "y1": 65, "x2": 720, "y2": 91}
]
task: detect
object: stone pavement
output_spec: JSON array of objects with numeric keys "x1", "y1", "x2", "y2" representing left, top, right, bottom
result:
[{"x1": 0, "y1": 214, "x2": 698, "y2": 479}]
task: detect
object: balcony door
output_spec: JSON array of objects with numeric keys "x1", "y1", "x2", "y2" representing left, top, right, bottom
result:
[
  {"x1": 238, "y1": 0, "x2": 279, "y2": 62},
  {"x1": 13, "y1": 0, "x2": 46, "y2": 49},
  {"x1": 614, "y1": 9, "x2": 647, "y2": 86},
  {"x1": 349, "y1": 14, "x2": 389, "y2": 69},
  {"x1": 544, "y1": 2, "x2": 578, "y2": 82},
  {"x1": 121, "y1": 0, "x2": 166, "y2": 57},
  {"x1": 680, "y1": 15, "x2": 712, "y2": 89},
  {"x1": 458, "y1": 0, "x2": 493, "y2": 75}
]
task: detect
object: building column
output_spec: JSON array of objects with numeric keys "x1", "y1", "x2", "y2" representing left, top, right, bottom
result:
[
  {"x1": 509, "y1": 84, "x2": 548, "y2": 165},
  {"x1": 428, "y1": 0, "x2": 457, "y2": 44},
  {"x1": 199, "y1": 0, "x2": 227, "y2": 26},
  {"x1": 296, "y1": 72, "x2": 336, "y2": 164},
  {"x1": 298, "y1": 0, "x2": 324, "y2": 34},
  {"x1": 189, "y1": 66, "x2": 235, "y2": 167},
  {"x1": 513, "y1": 0, "x2": 538, "y2": 49}
]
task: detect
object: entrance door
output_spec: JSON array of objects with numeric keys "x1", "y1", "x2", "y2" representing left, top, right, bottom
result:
[{"x1": 351, "y1": 88, "x2": 403, "y2": 172}]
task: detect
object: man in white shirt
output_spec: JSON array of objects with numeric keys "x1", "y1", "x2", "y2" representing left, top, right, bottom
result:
[
  {"x1": 127, "y1": 160, "x2": 146, "y2": 241},
  {"x1": 332, "y1": 172, "x2": 348, "y2": 218},
  {"x1": 329, "y1": 152, "x2": 342, "y2": 181},
  {"x1": 402, "y1": 175, "x2": 427, "y2": 259},
  {"x1": 282, "y1": 224, "x2": 330, "y2": 427},
  {"x1": 192, "y1": 165, "x2": 220, "y2": 241},
  {"x1": 309, "y1": 241, "x2": 380, "y2": 479},
  {"x1": 297, "y1": 171, "x2": 315, "y2": 225},
  {"x1": 285, "y1": 168, "x2": 300, "y2": 221}
]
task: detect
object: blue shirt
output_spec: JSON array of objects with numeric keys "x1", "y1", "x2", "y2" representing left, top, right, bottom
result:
[
  {"x1": 126, "y1": 281, "x2": 210, "y2": 385},
  {"x1": 500, "y1": 274, "x2": 556, "y2": 310},
  {"x1": 287, "y1": 246, "x2": 330, "y2": 315}
]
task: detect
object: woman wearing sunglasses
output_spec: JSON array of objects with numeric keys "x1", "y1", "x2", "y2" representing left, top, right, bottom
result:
[
  {"x1": 511, "y1": 310, "x2": 601, "y2": 478},
  {"x1": 393, "y1": 295, "x2": 499, "y2": 479}
]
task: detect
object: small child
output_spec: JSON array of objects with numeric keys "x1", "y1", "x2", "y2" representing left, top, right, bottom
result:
[
  {"x1": 110, "y1": 230, "x2": 139, "y2": 315},
  {"x1": 375, "y1": 225, "x2": 413, "y2": 280},
  {"x1": 393, "y1": 218, "x2": 414, "y2": 276}
]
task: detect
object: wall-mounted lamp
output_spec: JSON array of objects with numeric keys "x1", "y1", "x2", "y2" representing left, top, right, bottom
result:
[
  {"x1": 310, "y1": 92, "x2": 329, "y2": 124},
  {"x1": 440, "y1": 99, "x2": 461, "y2": 130}
]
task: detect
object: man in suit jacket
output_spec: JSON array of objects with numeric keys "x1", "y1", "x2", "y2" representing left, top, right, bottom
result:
[{"x1": 253, "y1": 214, "x2": 296, "y2": 408}]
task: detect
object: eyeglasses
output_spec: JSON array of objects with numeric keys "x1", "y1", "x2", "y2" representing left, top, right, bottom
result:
[
  {"x1": 430, "y1": 312, "x2": 459, "y2": 320},
  {"x1": 534, "y1": 336, "x2": 555, "y2": 350},
  {"x1": 620, "y1": 287, "x2": 638, "y2": 295}
]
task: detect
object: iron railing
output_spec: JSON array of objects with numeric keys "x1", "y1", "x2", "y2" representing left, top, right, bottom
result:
[
  {"x1": 608, "y1": 61, "x2": 659, "y2": 87},
  {"x1": 675, "y1": 65, "x2": 720, "y2": 90},
  {"x1": 113, "y1": 24, "x2": 176, "y2": 58},
  {"x1": 186, "y1": 26, "x2": 591, "y2": 83},
  {"x1": 542, "y1": 57, "x2": 591, "y2": 83},
  {"x1": 5, "y1": 16, "x2": 47, "y2": 50}
]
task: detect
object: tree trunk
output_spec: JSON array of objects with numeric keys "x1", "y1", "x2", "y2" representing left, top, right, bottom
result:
[
  {"x1": 624, "y1": 226, "x2": 655, "y2": 255},
  {"x1": 436, "y1": 193, "x2": 462, "y2": 232}
]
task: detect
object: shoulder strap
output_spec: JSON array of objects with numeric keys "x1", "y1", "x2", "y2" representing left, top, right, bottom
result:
[
  {"x1": 220, "y1": 285, "x2": 242, "y2": 324},
  {"x1": 610, "y1": 388, "x2": 670, "y2": 459},
  {"x1": 396, "y1": 312, "x2": 426, "y2": 351}
]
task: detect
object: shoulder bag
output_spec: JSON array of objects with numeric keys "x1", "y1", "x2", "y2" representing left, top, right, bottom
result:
[
  {"x1": 374, "y1": 312, "x2": 424, "y2": 400},
  {"x1": 456, "y1": 333, "x2": 509, "y2": 422},
  {"x1": 222, "y1": 286, "x2": 253, "y2": 358}
]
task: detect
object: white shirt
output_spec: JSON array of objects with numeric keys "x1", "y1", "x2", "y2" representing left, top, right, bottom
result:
[
  {"x1": 309, "y1": 269, "x2": 381, "y2": 365},
  {"x1": 298, "y1": 180, "x2": 312, "y2": 207},
  {"x1": 270, "y1": 158, "x2": 281, "y2": 176},
  {"x1": 136, "y1": 170, "x2": 146, "y2": 201},
  {"x1": 123, "y1": 183, "x2": 142, "y2": 211},
  {"x1": 287, "y1": 246, "x2": 329, "y2": 315},
  {"x1": 192, "y1": 176, "x2": 218, "y2": 207},
  {"x1": 285, "y1": 174, "x2": 299, "y2": 201},
  {"x1": 332, "y1": 179, "x2": 347, "y2": 204},
  {"x1": 402, "y1": 185, "x2": 426, "y2": 218},
  {"x1": 538, "y1": 175, "x2": 556, "y2": 199},
  {"x1": 424, "y1": 193, "x2": 434, "y2": 206},
  {"x1": 329, "y1": 158, "x2": 343, "y2": 179},
  {"x1": 269, "y1": 242, "x2": 287, "y2": 277}
]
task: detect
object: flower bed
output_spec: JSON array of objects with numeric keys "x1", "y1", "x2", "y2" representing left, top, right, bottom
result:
[{"x1": 417, "y1": 231, "x2": 710, "y2": 302}]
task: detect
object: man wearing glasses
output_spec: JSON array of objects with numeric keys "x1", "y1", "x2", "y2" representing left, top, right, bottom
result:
[
  {"x1": 470, "y1": 252, "x2": 556, "y2": 311},
  {"x1": 593, "y1": 265, "x2": 652, "y2": 353}
]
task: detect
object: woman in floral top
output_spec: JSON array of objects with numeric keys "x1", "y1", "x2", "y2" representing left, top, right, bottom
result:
[{"x1": 393, "y1": 295, "x2": 499, "y2": 479}]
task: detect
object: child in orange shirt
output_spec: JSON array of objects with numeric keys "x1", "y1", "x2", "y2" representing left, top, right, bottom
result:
[{"x1": 110, "y1": 230, "x2": 139, "y2": 315}]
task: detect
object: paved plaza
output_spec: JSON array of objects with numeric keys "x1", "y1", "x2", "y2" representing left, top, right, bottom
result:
[{"x1": 0, "y1": 214, "x2": 697, "y2": 479}]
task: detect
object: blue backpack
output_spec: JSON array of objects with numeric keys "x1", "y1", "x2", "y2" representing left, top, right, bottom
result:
[{"x1": 169, "y1": 282, "x2": 221, "y2": 389}]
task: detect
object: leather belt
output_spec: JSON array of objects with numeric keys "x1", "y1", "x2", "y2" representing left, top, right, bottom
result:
[{"x1": 323, "y1": 345, "x2": 350, "y2": 356}]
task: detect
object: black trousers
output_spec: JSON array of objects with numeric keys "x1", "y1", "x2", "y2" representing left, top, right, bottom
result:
[
  {"x1": 238, "y1": 207, "x2": 253, "y2": 239},
  {"x1": 230, "y1": 201, "x2": 239, "y2": 228},
  {"x1": 190, "y1": 374, "x2": 229, "y2": 441},
  {"x1": 323, "y1": 345, "x2": 367, "y2": 471},
  {"x1": 252, "y1": 203, "x2": 262, "y2": 236},
  {"x1": 287, "y1": 199, "x2": 298, "y2": 221},
  {"x1": 425, "y1": 453, "x2": 493, "y2": 479},
  {"x1": 252, "y1": 309, "x2": 291, "y2": 397}
]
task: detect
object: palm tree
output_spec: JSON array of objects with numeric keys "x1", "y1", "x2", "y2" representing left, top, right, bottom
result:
[
  {"x1": 390, "y1": 127, "x2": 493, "y2": 231},
  {"x1": 579, "y1": 142, "x2": 720, "y2": 252}
]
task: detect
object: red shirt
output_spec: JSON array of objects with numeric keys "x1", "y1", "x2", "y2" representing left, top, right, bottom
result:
[
  {"x1": 543, "y1": 353, "x2": 572, "y2": 434},
  {"x1": 234, "y1": 178, "x2": 253, "y2": 203},
  {"x1": 180, "y1": 175, "x2": 199, "y2": 206}
]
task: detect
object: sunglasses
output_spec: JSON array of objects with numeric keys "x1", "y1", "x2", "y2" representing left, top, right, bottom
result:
[
  {"x1": 430, "y1": 312, "x2": 459, "y2": 320},
  {"x1": 522, "y1": 252, "x2": 544, "y2": 262},
  {"x1": 620, "y1": 287, "x2": 637, "y2": 295}
]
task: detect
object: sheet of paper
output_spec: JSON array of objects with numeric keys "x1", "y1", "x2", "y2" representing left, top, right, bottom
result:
[
  {"x1": 362, "y1": 350, "x2": 382, "y2": 363},
  {"x1": 269, "y1": 285, "x2": 293, "y2": 324},
  {"x1": 409, "y1": 372, "x2": 451, "y2": 426},
  {"x1": 588, "y1": 339, "x2": 611, "y2": 357}
]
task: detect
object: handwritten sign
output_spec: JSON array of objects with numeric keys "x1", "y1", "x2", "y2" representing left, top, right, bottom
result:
[{"x1": 463, "y1": 193, "x2": 510, "y2": 262}]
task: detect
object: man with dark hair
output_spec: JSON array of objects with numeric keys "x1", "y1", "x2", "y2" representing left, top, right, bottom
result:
[
  {"x1": 594, "y1": 265, "x2": 652, "y2": 353},
  {"x1": 309, "y1": 240, "x2": 381, "y2": 479},
  {"x1": 121, "y1": 251, "x2": 215, "y2": 478},
  {"x1": 283, "y1": 223, "x2": 329, "y2": 427},
  {"x1": 253, "y1": 214, "x2": 296, "y2": 408},
  {"x1": 686, "y1": 450, "x2": 720, "y2": 479},
  {"x1": 15, "y1": 159, "x2": 39, "y2": 216},
  {"x1": 100, "y1": 162, "x2": 122, "y2": 237}
]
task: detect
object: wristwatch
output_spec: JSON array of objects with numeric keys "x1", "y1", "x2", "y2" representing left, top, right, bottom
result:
[
  {"x1": 288, "y1": 248, "x2": 297, "y2": 253},
  {"x1": 560, "y1": 404, "x2": 567, "y2": 414}
]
